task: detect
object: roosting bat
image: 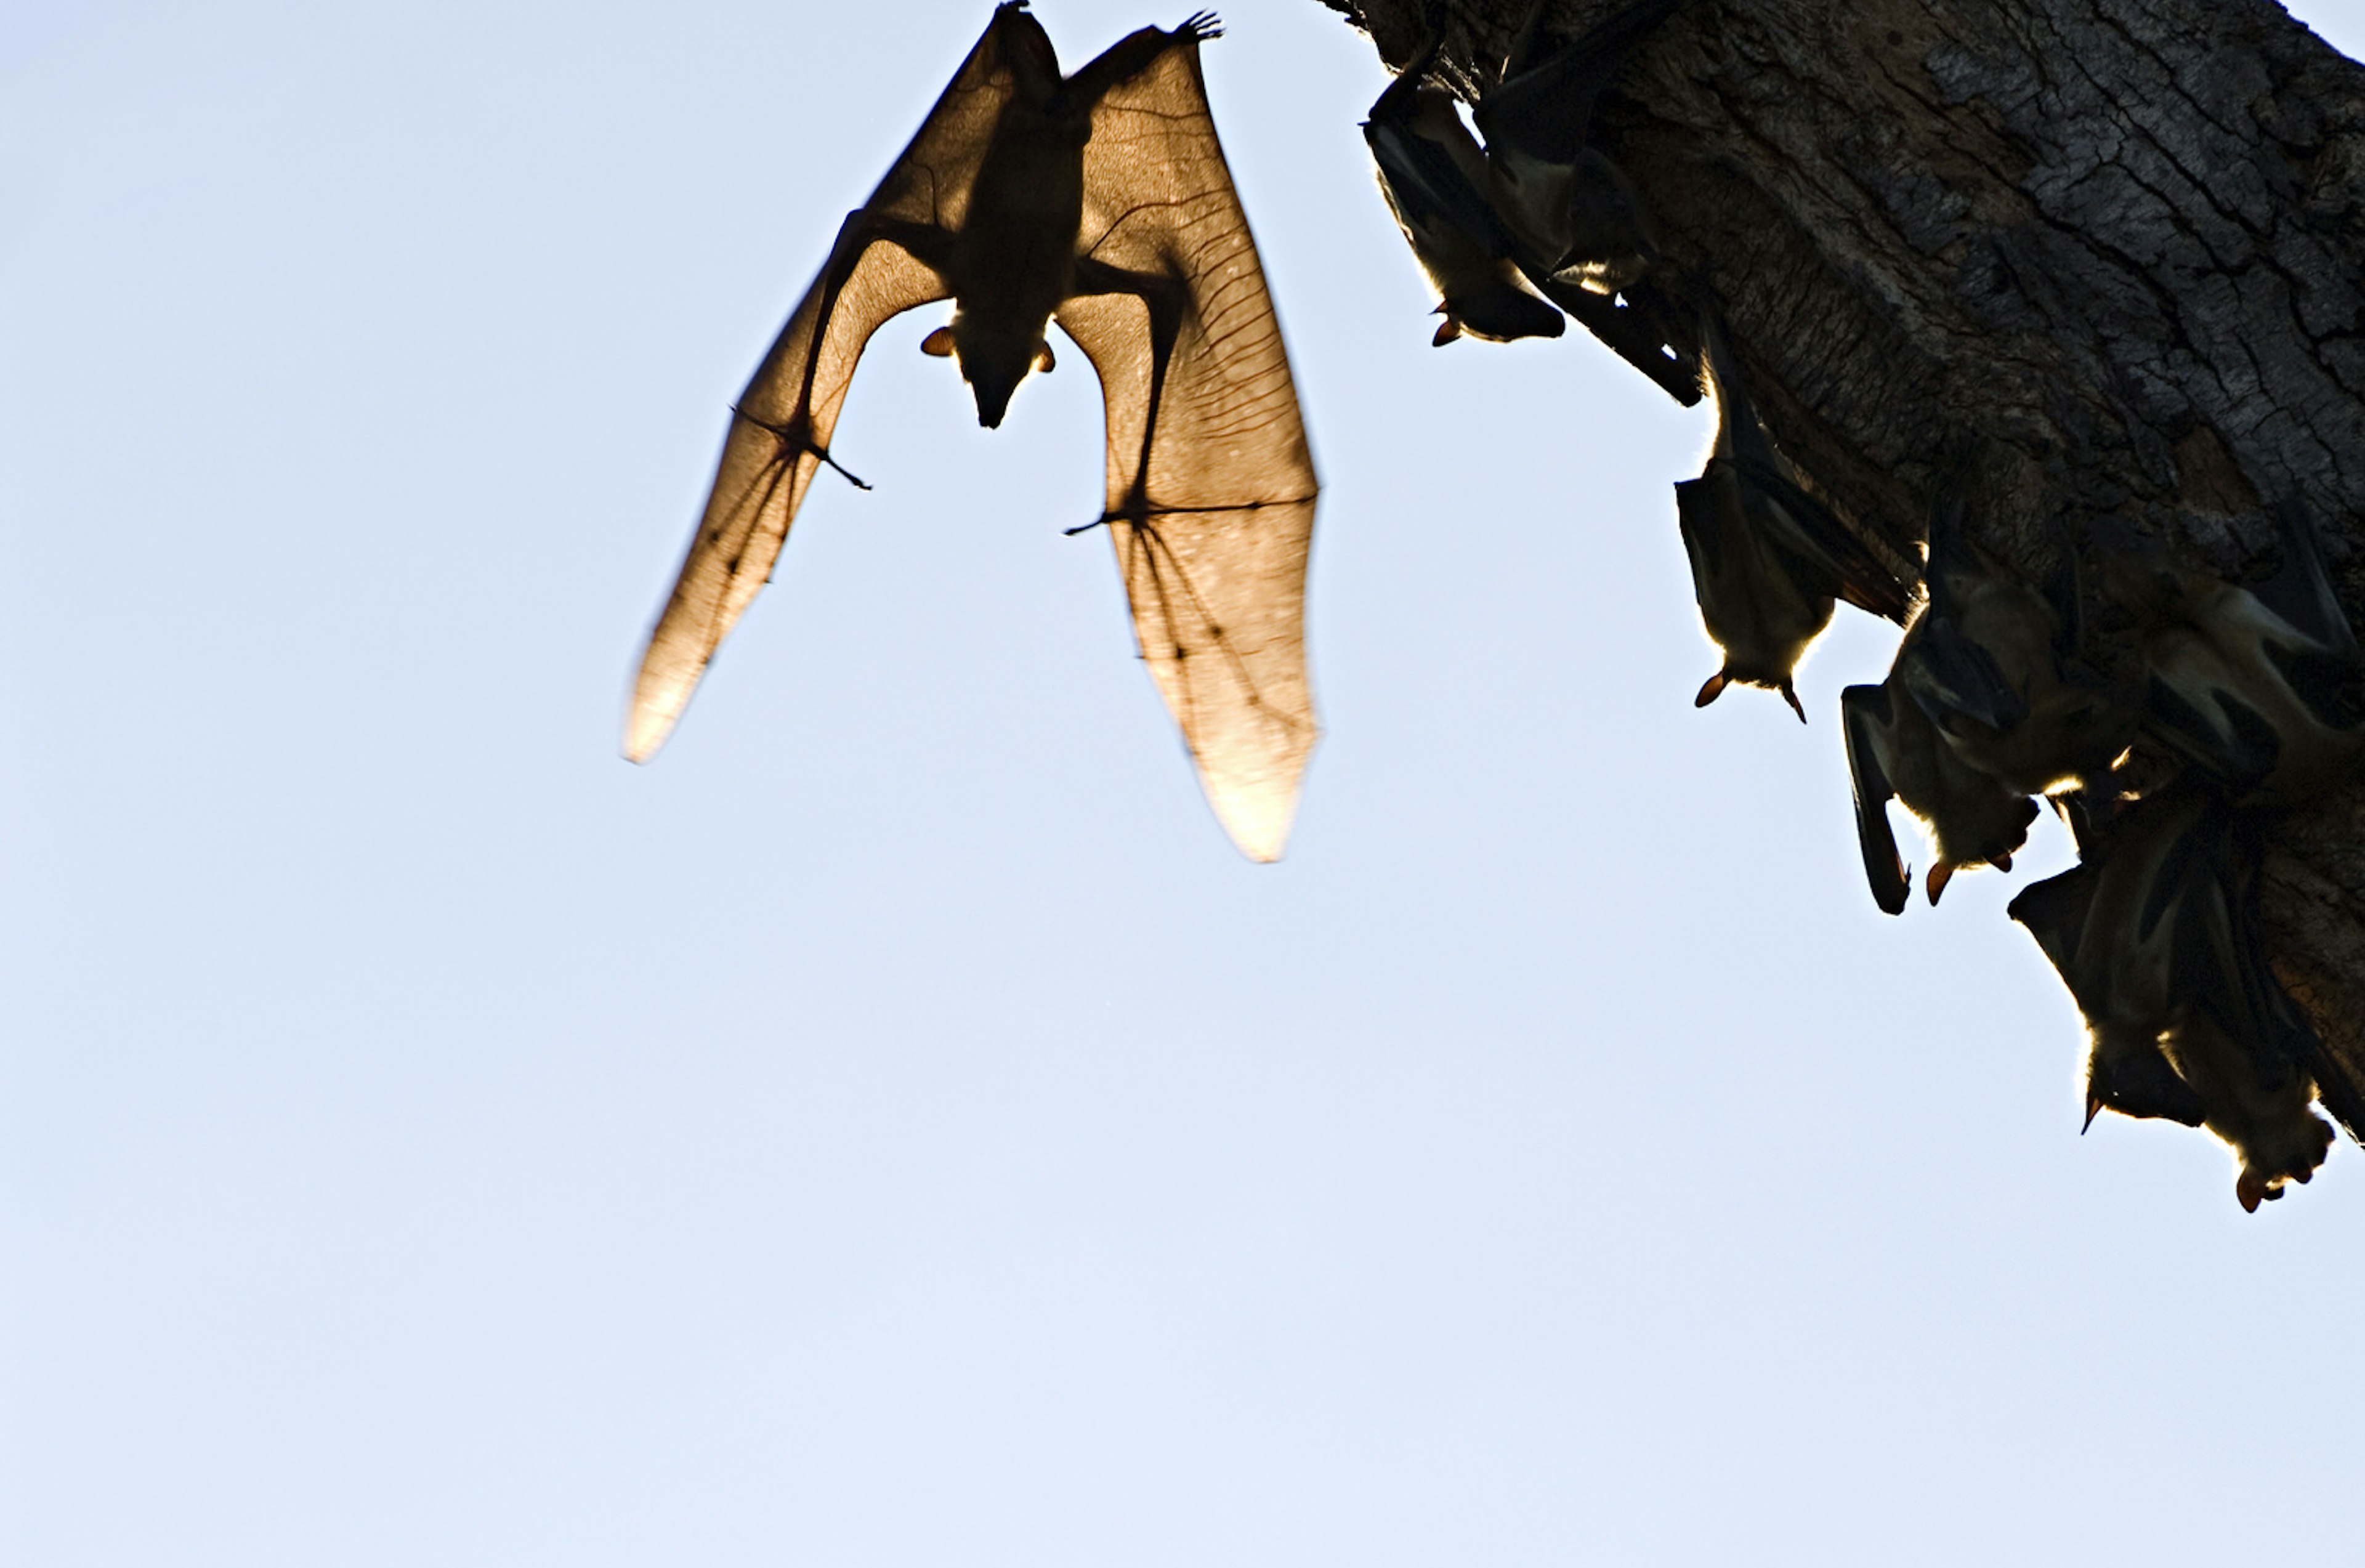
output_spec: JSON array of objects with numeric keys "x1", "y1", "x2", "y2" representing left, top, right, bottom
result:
[
  {"x1": 625, "y1": 4, "x2": 1320, "y2": 862},
  {"x1": 1896, "y1": 495, "x2": 2137, "y2": 801},
  {"x1": 1472, "y1": 0, "x2": 1680, "y2": 296},
  {"x1": 1678, "y1": 313, "x2": 1910, "y2": 717},
  {"x1": 1840, "y1": 674, "x2": 2036, "y2": 913},
  {"x1": 1357, "y1": 4, "x2": 1699, "y2": 401},
  {"x1": 1364, "y1": 21, "x2": 1565, "y2": 346},
  {"x1": 2008, "y1": 786, "x2": 2334, "y2": 1210},
  {"x1": 2101, "y1": 500, "x2": 2365, "y2": 808}
]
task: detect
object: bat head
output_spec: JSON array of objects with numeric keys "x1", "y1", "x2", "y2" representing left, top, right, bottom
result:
[{"x1": 923, "y1": 318, "x2": 1046, "y2": 429}]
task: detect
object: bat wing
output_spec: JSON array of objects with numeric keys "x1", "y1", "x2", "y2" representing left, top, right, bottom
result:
[
  {"x1": 1531, "y1": 274, "x2": 1700, "y2": 404},
  {"x1": 2254, "y1": 497, "x2": 2365, "y2": 730},
  {"x1": 1841, "y1": 684, "x2": 1912, "y2": 915},
  {"x1": 1736, "y1": 458, "x2": 1914, "y2": 624},
  {"x1": 625, "y1": 10, "x2": 1031, "y2": 762},
  {"x1": 1055, "y1": 36, "x2": 1319, "y2": 861}
]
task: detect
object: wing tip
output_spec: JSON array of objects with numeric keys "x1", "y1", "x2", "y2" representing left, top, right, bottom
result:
[
  {"x1": 623, "y1": 696, "x2": 684, "y2": 766},
  {"x1": 1205, "y1": 769, "x2": 1309, "y2": 864}
]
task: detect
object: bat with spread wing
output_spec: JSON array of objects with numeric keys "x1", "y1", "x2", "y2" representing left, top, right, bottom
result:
[{"x1": 626, "y1": 3, "x2": 1320, "y2": 862}]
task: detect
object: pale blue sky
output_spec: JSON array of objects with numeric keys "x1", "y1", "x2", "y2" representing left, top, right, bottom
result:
[{"x1": 4, "y1": 2, "x2": 2361, "y2": 1564}]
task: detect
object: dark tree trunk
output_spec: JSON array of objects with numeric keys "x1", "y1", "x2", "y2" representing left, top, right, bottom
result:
[{"x1": 1322, "y1": 0, "x2": 2365, "y2": 1125}]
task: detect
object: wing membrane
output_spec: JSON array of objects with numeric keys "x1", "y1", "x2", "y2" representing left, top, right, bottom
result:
[
  {"x1": 626, "y1": 14, "x2": 1024, "y2": 761},
  {"x1": 1057, "y1": 39, "x2": 1319, "y2": 860}
]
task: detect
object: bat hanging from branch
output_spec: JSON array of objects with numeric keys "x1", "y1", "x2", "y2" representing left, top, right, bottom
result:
[{"x1": 625, "y1": 2, "x2": 1320, "y2": 862}]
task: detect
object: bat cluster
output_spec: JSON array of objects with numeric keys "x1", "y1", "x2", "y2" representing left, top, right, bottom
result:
[
  {"x1": 628, "y1": 2, "x2": 1319, "y2": 863},
  {"x1": 1359, "y1": 0, "x2": 2365, "y2": 1208}
]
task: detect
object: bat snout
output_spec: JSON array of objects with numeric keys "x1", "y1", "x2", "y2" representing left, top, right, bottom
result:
[{"x1": 952, "y1": 329, "x2": 1040, "y2": 430}]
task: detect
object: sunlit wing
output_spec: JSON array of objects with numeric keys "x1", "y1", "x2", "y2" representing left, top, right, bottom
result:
[
  {"x1": 626, "y1": 12, "x2": 1025, "y2": 761},
  {"x1": 1056, "y1": 37, "x2": 1319, "y2": 861}
]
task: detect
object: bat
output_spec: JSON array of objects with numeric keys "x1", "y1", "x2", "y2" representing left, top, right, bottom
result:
[
  {"x1": 1680, "y1": 312, "x2": 1911, "y2": 717},
  {"x1": 1841, "y1": 675, "x2": 2037, "y2": 913},
  {"x1": 1355, "y1": 3, "x2": 1701, "y2": 400},
  {"x1": 2104, "y1": 500, "x2": 2365, "y2": 808},
  {"x1": 626, "y1": 4, "x2": 1320, "y2": 863},
  {"x1": 1364, "y1": 17, "x2": 1566, "y2": 346},
  {"x1": 1472, "y1": 0, "x2": 1682, "y2": 296},
  {"x1": 2008, "y1": 786, "x2": 2334, "y2": 1210},
  {"x1": 1896, "y1": 495, "x2": 2139, "y2": 800}
]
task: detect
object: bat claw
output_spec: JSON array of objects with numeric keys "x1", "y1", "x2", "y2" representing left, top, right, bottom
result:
[
  {"x1": 815, "y1": 448, "x2": 871, "y2": 491},
  {"x1": 1695, "y1": 671, "x2": 1728, "y2": 708},
  {"x1": 1780, "y1": 681, "x2": 1806, "y2": 723}
]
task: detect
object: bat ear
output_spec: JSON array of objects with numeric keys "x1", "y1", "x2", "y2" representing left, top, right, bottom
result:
[
  {"x1": 921, "y1": 326, "x2": 956, "y2": 357},
  {"x1": 1431, "y1": 313, "x2": 1462, "y2": 347},
  {"x1": 1926, "y1": 861, "x2": 1955, "y2": 905},
  {"x1": 1694, "y1": 671, "x2": 1728, "y2": 707}
]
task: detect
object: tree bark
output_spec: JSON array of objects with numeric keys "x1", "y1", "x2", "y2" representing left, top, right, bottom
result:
[{"x1": 1321, "y1": 0, "x2": 2365, "y2": 1129}]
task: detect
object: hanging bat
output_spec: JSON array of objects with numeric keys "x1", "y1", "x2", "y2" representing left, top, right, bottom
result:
[
  {"x1": 1364, "y1": 15, "x2": 1565, "y2": 346},
  {"x1": 1472, "y1": 0, "x2": 1681, "y2": 296},
  {"x1": 625, "y1": 3, "x2": 1320, "y2": 862},
  {"x1": 1896, "y1": 495, "x2": 2139, "y2": 800},
  {"x1": 2007, "y1": 786, "x2": 2334, "y2": 1209},
  {"x1": 2103, "y1": 500, "x2": 2365, "y2": 809},
  {"x1": 1680, "y1": 312, "x2": 1911, "y2": 717},
  {"x1": 1840, "y1": 675, "x2": 2037, "y2": 913}
]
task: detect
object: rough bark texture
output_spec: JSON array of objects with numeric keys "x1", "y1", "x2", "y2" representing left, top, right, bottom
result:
[{"x1": 1323, "y1": 0, "x2": 2365, "y2": 1120}]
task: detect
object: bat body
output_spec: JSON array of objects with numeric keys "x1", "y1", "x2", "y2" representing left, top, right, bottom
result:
[
  {"x1": 2108, "y1": 503, "x2": 2365, "y2": 808},
  {"x1": 2008, "y1": 788, "x2": 2333, "y2": 1209},
  {"x1": 1899, "y1": 498, "x2": 2139, "y2": 800},
  {"x1": 1841, "y1": 676, "x2": 2037, "y2": 913},
  {"x1": 1471, "y1": 0, "x2": 1680, "y2": 296},
  {"x1": 1681, "y1": 313, "x2": 1910, "y2": 717},
  {"x1": 1364, "y1": 30, "x2": 1564, "y2": 346},
  {"x1": 628, "y1": 4, "x2": 1321, "y2": 862}
]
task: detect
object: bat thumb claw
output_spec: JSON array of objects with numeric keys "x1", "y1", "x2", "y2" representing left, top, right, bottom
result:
[
  {"x1": 1781, "y1": 682, "x2": 1806, "y2": 722},
  {"x1": 1695, "y1": 672, "x2": 1728, "y2": 708}
]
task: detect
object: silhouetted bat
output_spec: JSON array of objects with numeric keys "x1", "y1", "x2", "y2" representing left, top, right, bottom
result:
[
  {"x1": 626, "y1": 4, "x2": 1320, "y2": 862},
  {"x1": 1678, "y1": 312, "x2": 1910, "y2": 717},
  {"x1": 2104, "y1": 500, "x2": 2365, "y2": 807},
  {"x1": 2008, "y1": 787, "x2": 2334, "y2": 1210},
  {"x1": 1473, "y1": 0, "x2": 1680, "y2": 295},
  {"x1": 1896, "y1": 495, "x2": 2138, "y2": 800},
  {"x1": 1356, "y1": 4, "x2": 1699, "y2": 401},
  {"x1": 1364, "y1": 20, "x2": 1564, "y2": 345},
  {"x1": 1841, "y1": 676, "x2": 2037, "y2": 913}
]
